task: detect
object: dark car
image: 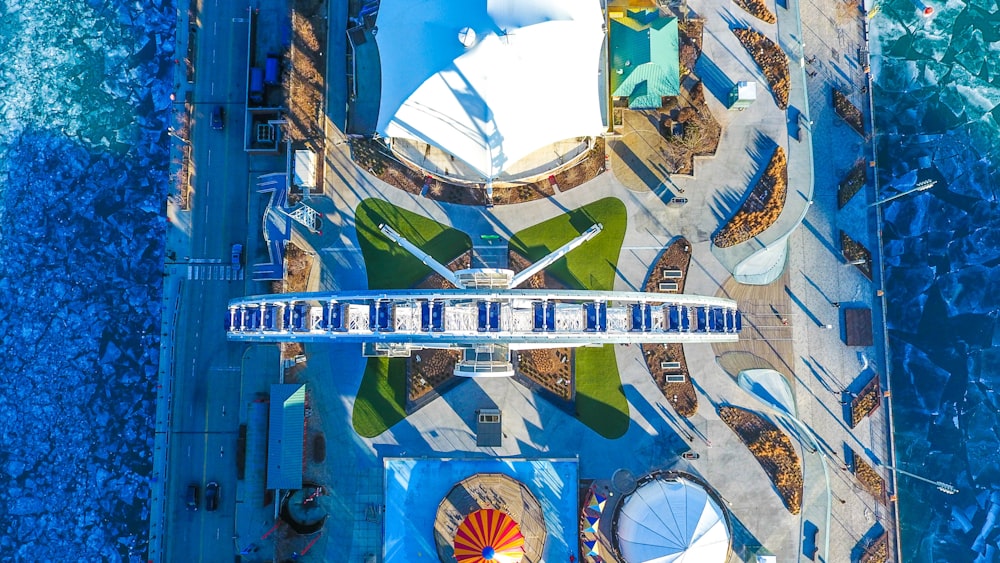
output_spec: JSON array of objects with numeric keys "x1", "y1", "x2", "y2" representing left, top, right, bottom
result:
[
  {"x1": 205, "y1": 481, "x2": 220, "y2": 512},
  {"x1": 211, "y1": 106, "x2": 224, "y2": 130},
  {"x1": 231, "y1": 243, "x2": 243, "y2": 271},
  {"x1": 186, "y1": 484, "x2": 199, "y2": 511}
]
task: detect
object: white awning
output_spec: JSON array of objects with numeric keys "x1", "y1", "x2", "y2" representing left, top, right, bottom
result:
[
  {"x1": 375, "y1": 0, "x2": 607, "y2": 180},
  {"x1": 616, "y1": 477, "x2": 730, "y2": 563}
]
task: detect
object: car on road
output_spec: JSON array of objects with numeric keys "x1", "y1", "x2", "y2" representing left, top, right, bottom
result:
[
  {"x1": 186, "y1": 484, "x2": 199, "y2": 511},
  {"x1": 205, "y1": 481, "x2": 220, "y2": 512},
  {"x1": 211, "y1": 106, "x2": 224, "y2": 130},
  {"x1": 231, "y1": 243, "x2": 243, "y2": 271}
]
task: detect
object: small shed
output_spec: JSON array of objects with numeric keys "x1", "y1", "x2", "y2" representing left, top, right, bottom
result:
[
  {"x1": 844, "y1": 308, "x2": 873, "y2": 347},
  {"x1": 730, "y1": 81, "x2": 757, "y2": 110},
  {"x1": 476, "y1": 409, "x2": 502, "y2": 447}
]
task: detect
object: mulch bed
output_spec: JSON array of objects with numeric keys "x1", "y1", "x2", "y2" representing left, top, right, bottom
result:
[
  {"x1": 838, "y1": 159, "x2": 867, "y2": 208},
  {"x1": 849, "y1": 373, "x2": 881, "y2": 428},
  {"x1": 639, "y1": 237, "x2": 697, "y2": 417},
  {"x1": 719, "y1": 406, "x2": 803, "y2": 514},
  {"x1": 515, "y1": 349, "x2": 573, "y2": 401},
  {"x1": 840, "y1": 230, "x2": 873, "y2": 280},
  {"x1": 713, "y1": 146, "x2": 787, "y2": 248},
  {"x1": 733, "y1": 0, "x2": 777, "y2": 23},
  {"x1": 732, "y1": 28, "x2": 790, "y2": 109},
  {"x1": 833, "y1": 89, "x2": 866, "y2": 136},
  {"x1": 286, "y1": 1, "x2": 327, "y2": 143},
  {"x1": 351, "y1": 137, "x2": 605, "y2": 207},
  {"x1": 657, "y1": 81, "x2": 722, "y2": 175},
  {"x1": 858, "y1": 530, "x2": 890, "y2": 563},
  {"x1": 850, "y1": 449, "x2": 887, "y2": 504}
]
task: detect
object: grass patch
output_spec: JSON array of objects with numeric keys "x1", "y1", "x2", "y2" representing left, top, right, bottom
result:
[
  {"x1": 508, "y1": 197, "x2": 627, "y2": 290},
  {"x1": 353, "y1": 199, "x2": 469, "y2": 437},
  {"x1": 352, "y1": 357, "x2": 407, "y2": 438},
  {"x1": 575, "y1": 345, "x2": 630, "y2": 439},
  {"x1": 355, "y1": 198, "x2": 472, "y2": 289},
  {"x1": 510, "y1": 198, "x2": 629, "y2": 438}
]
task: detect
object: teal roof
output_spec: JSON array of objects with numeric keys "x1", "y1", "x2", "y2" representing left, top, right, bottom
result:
[
  {"x1": 267, "y1": 384, "x2": 305, "y2": 490},
  {"x1": 610, "y1": 11, "x2": 679, "y2": 109}
]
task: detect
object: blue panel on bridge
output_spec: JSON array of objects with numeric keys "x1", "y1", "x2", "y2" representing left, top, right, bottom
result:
[
  {"x1": 489, "y1": 302, "x2": 501, "y2": 332},
  {"x1": 599, "y1": 302, "x2": 607, "y2": 331},
  {"x1": 696, "y1": 307, "x2": 707, "y2": 332},
  {"x1": 533, "y1": 301, "x2": 545, "y2": 332},
  {"x1": 420, "y1": 300, "x2": 431, "y2": 332},
  {"x1": 431, "y1": 301, "x2": 444, "y2": 332},
  {"x1": 585, "y1": 302, "x2": 597, "y2": 332},
  {"x1": 710, "y1": 307, "x2": 726, "y2": 332},
  {"x1": 263, "y1": 304, "x2": 278, "y2": 331},
  {"x1": 324, "y1": 302, "x2": 345, "y2": 331},
  {"x1": 247, "y1": 307, "x2": 261, "y2": 330},
  {"x1": 225, "y1": 309, "x2": 235, "y2": 332},
  {"x1": 477, "y1": 301, "x2": 488, "y2": 332},
  {"x1": 734, "y1": 310, "x2": 742, "y2": 332},
  {"x1": 681, "y1": 306, "x2": 690, "y2": 331},
  {"x1": 545, "y1": 302, "x2": 555, "y2": 331},
  {"x1": 292, "y1": 303, "x2": 310, "y2": 331},
  {"x1": 630, "y1": 304, "x2": 644, "y2": 332},
  {"x1": 668, "y1": 305, "x2": 680, "y2": 332},
  {"x1": 369, "y1": 303, "x2": 378, "y2": 331},
  {"x1": 643, "y1": 304, "x2": 652, "y2": 331},
  {"x1": 377, "y1": 301, "x2": 393, "y2": 331}
]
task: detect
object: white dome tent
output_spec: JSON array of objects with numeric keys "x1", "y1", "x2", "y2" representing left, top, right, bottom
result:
[
  {"x1": 374, "y1": 0, "x2": 607, "y2": 183},
  {"x1": 613, "y1": 474, "x2": 731, "y2": 563}
]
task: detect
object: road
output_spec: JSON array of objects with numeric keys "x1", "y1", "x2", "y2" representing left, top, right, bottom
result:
[{"x1": 162, "y1": 1, "x2": 255, "y2": 561}]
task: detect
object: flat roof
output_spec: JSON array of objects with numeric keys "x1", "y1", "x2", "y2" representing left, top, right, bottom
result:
[{"x1": 267, "y1": 384, "x2": 305, "y2": 489}]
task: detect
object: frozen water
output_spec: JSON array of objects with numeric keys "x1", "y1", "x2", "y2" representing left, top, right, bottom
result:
[
  {"x1": 873, "y1": 0, "x2": 1000, "y2": 559},
  {"x1": 0, "y1": 0, "x2": 174, "y2": 561}
]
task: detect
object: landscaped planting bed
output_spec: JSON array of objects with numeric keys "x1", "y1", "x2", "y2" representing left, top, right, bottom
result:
[
  {"x1": 713, "y1": 146, "x2": 787, "y2": 247},
  {"x1": 850, "y1": 449, "x2": 887, "y2": 503},
  {"x1": 515, "y1": 349, "x2": 573, "y2": 401},
  {"x1": 838, "y1": 159, "x2": 867, "y2": 208},
  {"x1": 719, "y1": 406, "x2": 803, "y2": 514},
  {"x1": 733, "y1": 0, "x2": 776, "y2": 23},
  {"x1": 834, "y1": 89, "x2": 866, "y2": 136},
  {"x1": 849, "y1": 374, "x2": 882, "y2": 428},
  {"x1": 840, "y1": 230, "x2": 873, "y2": 280},
  {"x1": 733, "y1": 28, "x2": 790, "y2": 109},
  {"x1": 858, "y1": 530, "x2": 889, "y2": 563}
]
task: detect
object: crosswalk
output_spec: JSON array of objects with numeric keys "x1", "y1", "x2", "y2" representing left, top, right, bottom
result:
[{"x1": 186, "y1": 258, "x2": 245, "y2": 281}]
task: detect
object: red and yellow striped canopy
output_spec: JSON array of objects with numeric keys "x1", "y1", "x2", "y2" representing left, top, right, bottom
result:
[{"x1": 454, "y1": 509, "x2": 525, "y2": 563}]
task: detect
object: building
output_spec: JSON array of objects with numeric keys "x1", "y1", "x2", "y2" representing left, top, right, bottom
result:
[{"x1": 609, "y1": 8, "x2": 680, "y2": 109}]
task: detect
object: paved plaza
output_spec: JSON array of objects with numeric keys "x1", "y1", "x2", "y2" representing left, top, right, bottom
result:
[{"x1": 156, "y1": 0, "x2": 898, "y2": 561}]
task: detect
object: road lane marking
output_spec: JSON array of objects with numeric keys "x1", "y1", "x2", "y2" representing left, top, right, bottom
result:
[
  {"x1": 213, "y1": 22, "x2": 217, "y2": 35},
  {"x1": 212, "y1": 48, "x2": 216, "y2": 64},
  {"x1": 207, "y1": 149, "x2": 211, "y2": 166}
]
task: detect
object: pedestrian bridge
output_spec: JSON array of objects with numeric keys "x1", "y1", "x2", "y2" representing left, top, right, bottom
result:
[{"x1": 226, "y1": 289, "x2": 742, "y2": 376}]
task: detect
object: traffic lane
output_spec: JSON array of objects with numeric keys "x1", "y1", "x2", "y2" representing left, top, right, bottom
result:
[{"x1": 196, "y1": 0, "x2": 251, "y2": 101}]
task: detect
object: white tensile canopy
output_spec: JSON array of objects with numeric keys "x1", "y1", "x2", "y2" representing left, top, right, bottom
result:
[
  {"x1": 374, "y1": 0, "x2": 606, "y2": 181},
  {"x1": 616, "y1": 477, "x2": 730, "y2": 563}
]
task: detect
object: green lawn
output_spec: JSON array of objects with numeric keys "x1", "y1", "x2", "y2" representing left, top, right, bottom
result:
[
  {"x1": 355, "y1": 198, "x2": 472, "y2": 289},
  {"x1": 352, "y1": 357, "x2": 408, "y2": 438},
  {"x1": 352, "y1": 199, "x2": 470, "y2": 437},
  {"x1": 575, "y1": 345, "x2": 630, "y2": 439},
  {"x1": 510, "y1": 197, "x2": 630, "y2": 438},
  {"x1": 508, "y1": 197, "x2": 627, "y2": 290}
]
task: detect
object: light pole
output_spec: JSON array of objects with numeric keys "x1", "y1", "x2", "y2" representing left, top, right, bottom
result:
[
  {"x1": 737, "y1": 369, "x2": 831, "y2": 563},
  {"x1": 880, "y1": 464, "x2": 958, "y2": 495},
  {"x1": 869, "y1": 179, "x2": 935, "y2": 207}
]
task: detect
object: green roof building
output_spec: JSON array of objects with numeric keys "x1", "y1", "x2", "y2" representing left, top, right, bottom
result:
[{"x1": 609, "y1": 9, "x2": 679, "y2": 109}]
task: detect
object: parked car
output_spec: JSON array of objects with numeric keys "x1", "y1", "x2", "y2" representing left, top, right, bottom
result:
[
  {"x1": 205, "y1": 481, "x2": 220, "y2": 512},
  {"x1": 186, "y1": 484, "x2": 199, "y2": 511},
  {"x1": 211, "y1": 106, "x2": 224, "y2": 130},
  {"x1": 231, "y1": 243, "x2": 243, "y2": 271}
]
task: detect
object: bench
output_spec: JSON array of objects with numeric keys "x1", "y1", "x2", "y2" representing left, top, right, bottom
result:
[
  {"x1": 665, "y1": 373, "x2": 687, "y2": 383},
  {"x1": 660, "y1": 361, "x2": 681, "y2": 370},
  {"x1": 662, "y1": 269, "x2": 683, "y2": 279},
  {"x1": 658, "y1": 281, "x2": 679, "y2": 292}
]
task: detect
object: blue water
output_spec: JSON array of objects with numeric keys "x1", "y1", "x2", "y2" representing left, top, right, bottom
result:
[
  {"x1": 871, "y1": 0, "x2": 1000, "y2": 560},
  {"x1": 0, "y1": 0, "x2": 173, "y2": 560}
]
